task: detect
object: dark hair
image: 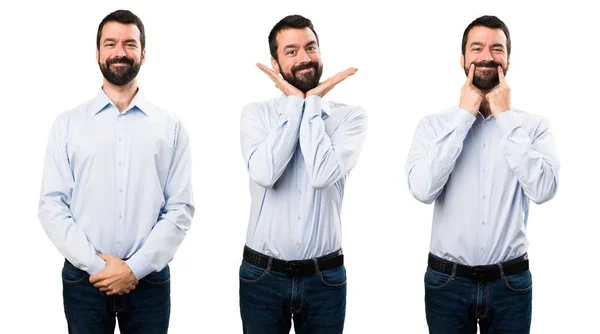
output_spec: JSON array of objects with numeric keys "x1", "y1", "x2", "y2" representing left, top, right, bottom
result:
[
  {"x1": 268, "y1": 15, "x2": 319, "y2": 60},
  {"x1": 96, "y1": 10, "x2": 145, "y2": 50},
  {"x1": 462, "y1": 15, "x2": 511, "y2": 57}
]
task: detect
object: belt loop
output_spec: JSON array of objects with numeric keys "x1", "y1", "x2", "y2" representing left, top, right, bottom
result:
[
  {"x1": 266, "y1": 257, "x2": 272, "y2": 275},
  {"x1": 497, "y1": 262, "x2": 505, "y2": 279},
  {"x1": 451, "y1": 263, "x2": 457, "y2": 280},
  {"x1": 312, "y1": 258, "x2": 321, "y2": 275}
]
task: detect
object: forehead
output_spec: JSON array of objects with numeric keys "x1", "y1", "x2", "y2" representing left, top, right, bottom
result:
[
  {"x1": 466, "y1": 26, "x2": 507, "y2": 47},
  {"x1": 100, "y1": 21, "x2": 141, "y2": 42},
  {"x1": 276, "y1": 28, "x2": 317, "y2": 50}
]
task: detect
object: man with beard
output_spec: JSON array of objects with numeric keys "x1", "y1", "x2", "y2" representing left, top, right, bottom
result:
[
  {"x1": 405, "y1": 15, "x2": 560, "y2": 333},
  {"x1": 38, "y1": 10, "x2": 193, "y2": 333},
  {"x1": 239, "y1": 14, "x2": 367, "y2": 333}
]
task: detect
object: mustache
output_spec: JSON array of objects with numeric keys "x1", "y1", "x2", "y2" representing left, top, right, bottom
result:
[
  {"x1": 106, "y1": 57, "x2": 134, "y2": 66},
  {"x1": 291, "y1": 62, "x2": 318, "y2": 75},
  {"x1": 471, "y1": 60, "x2": 501, "y2": 68}
]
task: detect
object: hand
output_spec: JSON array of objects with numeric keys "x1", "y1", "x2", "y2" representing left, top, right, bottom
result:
[
  {"x1": 485, "y1": 66, "x2": 511, "y2": 118},
  {"x1": 306, "y1": 67, "x2": 358, "y2": 98},
  {"x1": 89, "y1": 254, "x2": 138, "y2": 296},
  {"x1": 256, "y1": 63, "x2": 304, "y2": 98},
  {"x1": 459, "y1": 64, "x2": 484, "y2": 116}
]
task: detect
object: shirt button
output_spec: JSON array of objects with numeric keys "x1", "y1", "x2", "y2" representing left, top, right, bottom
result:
[
  {"x1": 480, "y1": 247, "x2": 485, "y2": 252},
  {"x1": 482, "y1": 168, "x2": 486, "y2": 174},
  {"x1": 298, "y1": 189, "x2": 303, "y2": 194},
  {"x1": 118, "y1": 136, "x2": 123, "y2": 142},
  {"x1": 118, "y1": 161, "x2": 123, "y2": 166},
  {"x1": 296, "y1": 242, "x2": 301, "y2": 247},
  {"x1": 482, "y1": 195, "x2": 486, "y2": 200},
  {"x1": 297, "y1": 216, "x2": 301, "y2": 220},
  {"x1": 483, "y1": 143, "x2": 486, "y2": 148},
  {"x1": 118, "y1": 188, "x2": 123, "y2": 193},
  {"x1": 481, "y1": 221, "x2": 486, "y2": 226},
  {"x1": 467, "y1": 121, "x2": 472, "y2": 126},
  {"x1": 118, "y1": 214, "x2": 122, "y2": 219}
]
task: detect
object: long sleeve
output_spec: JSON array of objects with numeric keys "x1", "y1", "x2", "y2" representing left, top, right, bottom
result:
[
  {"x1": 406, "y1": 108, "x2": 476, "y2": 204},
  {"x1": 241, "y1": 95, "x2": 304, "y2": 188},
  {"x1": 38, "y1": 117, "x2": 106, "y2": 275},
  {"x1": 496, "y1": 111, "x2": 560, "y2": 204},
  {"x1": 126, "y1": 122, "x2": 195, "y2": 279},
  {"x1": 299, "y1": 95, "x2": 368, "y2": 190}
]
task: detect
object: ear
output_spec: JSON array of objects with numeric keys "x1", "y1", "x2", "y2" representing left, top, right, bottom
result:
[
  {"x1": 270, "y1": 56, "x2": 280, "y2": 74},
  {"x1": 506, "y1": 58, "x2": 510, "y2": 71},
  {"x1": 141, "y1": 48, "x2": 146, "y2": 65},
  {"x1": 460, "y1": 54, "x2": 465, "y2": 69},
  {"x1": 96, "y1": 49, "x2": 100, "y2": 63}
]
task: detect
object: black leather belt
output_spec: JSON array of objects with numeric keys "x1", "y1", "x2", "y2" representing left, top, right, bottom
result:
[
  {"x1": 428, "y1": 253, "x2": 529, "y2": 282},
  {"x1": 243, "y1": 246, "x2": 343, "y2": 277}
]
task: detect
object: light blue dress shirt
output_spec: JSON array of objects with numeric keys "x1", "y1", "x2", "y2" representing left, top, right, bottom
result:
[
  {"x1": 241, "y1": 95, "x2": 367, "y2": 260},
  {"x1": 406, "y1": 107, "x2": 560, "y2": 265},
  {"x1": 39, "y1": 90, "x2": 194, "y2": 279}
]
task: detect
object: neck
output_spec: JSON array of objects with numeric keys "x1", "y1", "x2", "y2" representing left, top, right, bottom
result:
[
  {"x1": 102, "y1": 80, "x2": 138, "y2": 112},
  {"x1": 480, "y1": 101, "x2": 491, "y2": 118}
]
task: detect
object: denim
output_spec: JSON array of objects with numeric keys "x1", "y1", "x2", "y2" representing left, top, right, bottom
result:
[
  {"x1": 424, "y1": 267, "x2": 532, "y2": 334},
  {"x1": 62, "y1": 260, "x2": 170, "y2": 334},
  {"x1": 239, "y1": 260, "x2": 346, "y2": 334}
]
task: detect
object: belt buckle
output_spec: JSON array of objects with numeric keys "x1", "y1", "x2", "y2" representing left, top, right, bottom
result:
[
  {"x1": 469, "y1": 266, "x2": 489, "y2": 282},
  {"x1": 285, "y1": 261, "x2": 301, "y2": 276}
]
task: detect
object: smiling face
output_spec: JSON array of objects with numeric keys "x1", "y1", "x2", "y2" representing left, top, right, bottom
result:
[
  {"x1": 96, "y1": 21, "x2": 145, "y2": 86},
  {"x1": 461, "y1": 26, "x2": 509, "y2": 90},
  {"x1": 271, "y1": 27, "x2": 323, "y2": 93}
]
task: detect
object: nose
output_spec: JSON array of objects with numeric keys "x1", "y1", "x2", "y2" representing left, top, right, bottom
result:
[
  {"x1": 481, "y1": 48, "x2": 494, "y2": 62},
  {"x1": 115, "y1": 44, "x2": 126, "y2": 58},
  {"x1": 298, "y1": 48, "x2": 311, "y2": 63}
]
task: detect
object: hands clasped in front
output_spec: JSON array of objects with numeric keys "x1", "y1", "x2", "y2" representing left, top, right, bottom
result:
[
  {"x1": 460, "y1": 64, "x2": 510, "y2": 118},
  {"x1": 89, "y1": 254, "x2": 138, "y2": 296}
]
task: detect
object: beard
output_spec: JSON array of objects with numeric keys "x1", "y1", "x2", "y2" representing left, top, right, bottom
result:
[
  {"x1": 279, "y1": 61, "x2": 323, "y2": 93},
  {"x1": 99, "y1": 56, "x2": 141, "y2": 86},
  {"x1": 464, "y1": 60, "x2": 507, "y2": 90}
]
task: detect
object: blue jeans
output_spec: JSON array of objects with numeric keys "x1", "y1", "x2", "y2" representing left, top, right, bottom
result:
[
  {"x1": 424, "y1": 267, "x2": 532, "y2": 334},
  {"x1": 239, "y1": 260, "x2": 347, "y2": 334},
  {"x1": 62, "y1": 260, "x2": 170, "y2": 334}
]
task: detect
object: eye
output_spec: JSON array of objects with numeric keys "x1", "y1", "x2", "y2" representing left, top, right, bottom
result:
[
  {"x1": 286, "y1": 50, "x2": 296, "y2": 56},
  {"x1": 307, "y1": 45, "x2": 317, "y2": 51},
  {"x1": 493, "y1": 48, "x2": 504, "y2": 53},
  {"x1": 472, "y1": 47, "x2": 481, "y2": 52}
]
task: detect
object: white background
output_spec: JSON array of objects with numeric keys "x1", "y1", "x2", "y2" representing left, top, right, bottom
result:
[{"x1": 0, "y1": 0, "x2": 597, "y2": 333}]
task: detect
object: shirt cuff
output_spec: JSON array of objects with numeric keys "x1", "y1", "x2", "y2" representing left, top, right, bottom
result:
[
  {"x1": 496, "y1": 109, "x2": 520, "y2": 136},
  {"x1": 454, "y1": 108, "x2": 477, "y2": 135},
  {"x1": 282, "y1": 95, "x2": 304, "y2": 119},
  {"x1": 126, "y1": 253, "x2": 154, "y2": 280},
  {"x1": 86, "y1": 255, "x2": 106, "y2": 275},
  {"x1": 304, "y1": 95, "x2": 323, "y2": 118}
]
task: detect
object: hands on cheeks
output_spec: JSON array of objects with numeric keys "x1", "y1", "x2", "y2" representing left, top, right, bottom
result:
[
  {"x1": 256, "y1": 63, "x2": 357, "y2": 98},
  {"x1": 485, "y1": 66, "x2": 511, "y2": 118},
  {"x1": 460, "y1": 64, "x2": 511, "y2": 118},
  {"x1": 89, "y1": 254, "x2": 138, "y2": 296}
]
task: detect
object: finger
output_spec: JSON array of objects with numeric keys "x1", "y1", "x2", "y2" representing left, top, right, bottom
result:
[
  {"x1": 256, "y1": 63, "x2": 278, "y2": 81},
  {"x1": 466, "y1": 63, "x2": 475, "y2": 84},
  {"x1": 98, "y1": 254, "x2": 109, "y2": 261},
  {"x1": 89, "y1": 274, "x2": 103, "y2": 284},
  {"x1": 497, "y1": 66, "x2": 506, "y2": 84}
]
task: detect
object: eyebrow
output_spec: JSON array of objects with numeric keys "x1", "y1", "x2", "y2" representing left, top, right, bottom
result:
[
  {"x1": 283, "y1": 40, "x2": 317, "y2": 51},
  {"x1": 469, "y1": 41, "x2": 505, "y2": 49},
  {"x1": 103, "y1": 38, "x2": 138, "y2": 45}
]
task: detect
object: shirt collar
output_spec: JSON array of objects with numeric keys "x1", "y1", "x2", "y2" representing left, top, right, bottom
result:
[{"x1": 89, "y1": 88, "x2": 153, "y2": 117}]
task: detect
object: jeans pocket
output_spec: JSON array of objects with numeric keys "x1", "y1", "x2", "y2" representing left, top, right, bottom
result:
[
  {"x1": 424, "y1": 268, "x2": 452, "y2": 289},
  {"x1": 143, "y1": 266, "x2": 171, "y2": 285},
  {"x1": 319, "y1": 266, "x2": 347, "y2": 287},
  {"x1": 239, "y1": 261, "x2": 268, "y2": 283},
  {"x1": 62, "y1": 262, "x2": 87, "y2": 284},
  {"x1": 504, "y1": 270, "x2": 532, "y2": 292}
]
